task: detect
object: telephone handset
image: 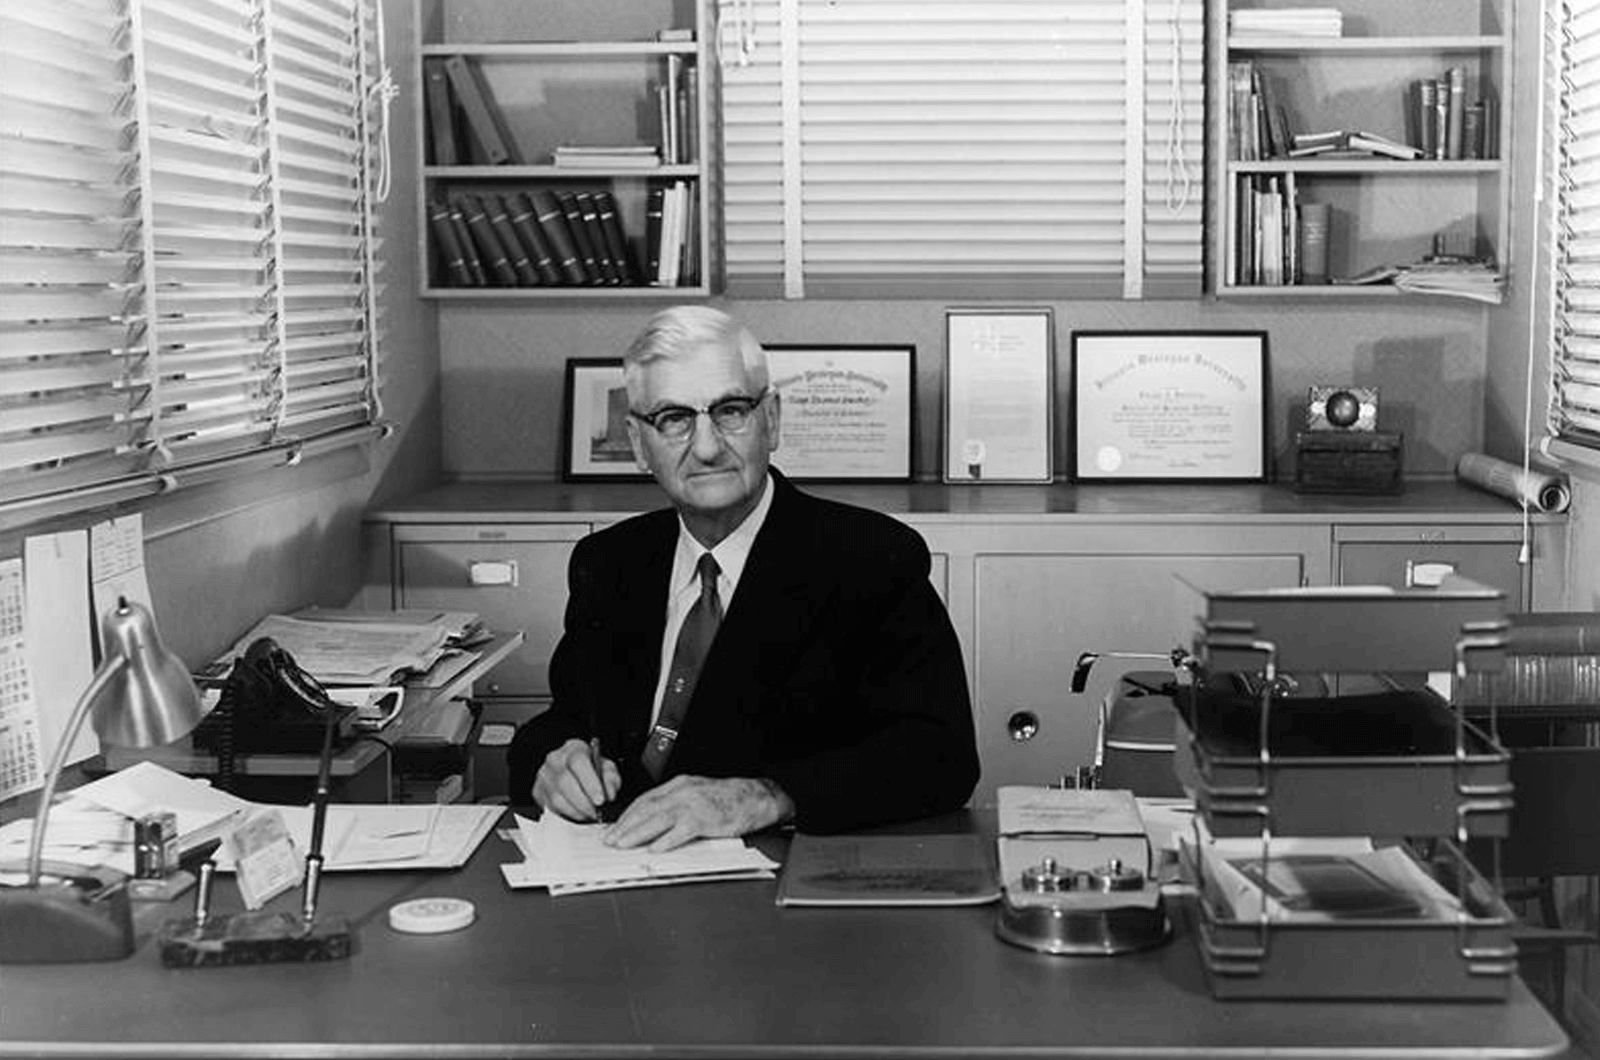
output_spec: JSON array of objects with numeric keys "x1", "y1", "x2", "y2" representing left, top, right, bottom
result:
[{"x1": 192, "y1": 637, "x2": 357, "y2": 756}]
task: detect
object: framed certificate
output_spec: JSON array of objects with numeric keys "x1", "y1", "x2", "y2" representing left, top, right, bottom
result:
[
  {"x1": 765, "y1": 345, "x2": 915, "y2": 481},
  {"x1": 1070, "y1": 331, "x2": 1269, "y2": 482},
  {"x1": 561, "y1": 358, "x2": 650, "y2": 481},
  {"x1": 942, "y1": 308, "x2": 1053, "y2": 483}
]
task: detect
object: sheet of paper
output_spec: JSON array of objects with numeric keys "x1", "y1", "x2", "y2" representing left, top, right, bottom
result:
[
  {"x1": 70, "y1": 760, "x2": 253, "y2": 841},
  {"x1": 219, "y1": 614, "x2": 452, "y2": 684},
  {"x1": 212, "y1": 803, "x2": 502, "y2": 872},
  {"x1": 23, "y1": 531, "x2": 96, "y2": 767},
  {"x1": 88, "y1": 514, "x2": 153, "y2": 650},
  {"x1": 0, "y1": 802, "x2": 135, "y2": 878},
  {"x1": 0, "y1": 558, "x2": 44, "y2": 799},
  {"x1": 997, "y1": 785, "x2": 1146, "y2": 837},
  {"x1": 502, "y1": 812, "x2": 779, "y2": 894}
]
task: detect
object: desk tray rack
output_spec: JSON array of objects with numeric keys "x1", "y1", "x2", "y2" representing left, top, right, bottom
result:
[{"x1": 1180, "y1": 579, "x2": 1520, "y2": 1000}]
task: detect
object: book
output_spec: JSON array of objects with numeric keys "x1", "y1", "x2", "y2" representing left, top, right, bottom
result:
[
  {"x1": 552, "y1": 145, "x2": 662, "y2": 169},
  {"x1": 591, "y1": 189, "x2": 638, "y2": 284},
  {"x1": 454, "y1": 192, "x2": 519, "y2": 285},
  {"x1": 426, "y1": 197, "x2": 475, "y2": 286},
  {"x1": 504, "y1": 192, "x2": 563, "y2": 284},
  {"x1": 1297, "y1": 201, "x2": 1331, "y2": 284},
  {"x1": 442, "y1": 54, "x2": 517, "y2": 165},
  {"x1": 644, "y1": 183, "x2": 665, "y2": 281},
  {"x1": 655, "y1": 180, "x2": 685, "y2": 286},
  {"x1": 573, "y1": 191, "x2": 619, "y2": 284},
  {"x1": 1444, "y1": 66, "x2": 1466, "y2": 160},
  {"x1": 446, "y1": 201, "x2": 487, "y2": 285},
  {"x1": 1342, "y1": 131, "x2": 1423, "y2": 160},
  {"x1": 422, "y1": 57, "x2": 458, "y2": 166},
  {"x1": 527, "y1": 188, "x2": 588, "y2": 284},
  {"x1": 775, "y1": 832, "x2": 999, "y2": 907},
  {"x1": 484, "y1": 192, "x2": 540, "y2": 285},
  {"x1": 557, "y1": 191, "x2": 604, "y2": 284}
]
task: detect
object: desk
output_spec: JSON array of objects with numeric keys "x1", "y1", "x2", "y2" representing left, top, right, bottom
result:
[
  {"x1": 0, "y1": 812, "x2": 1571, "y2": 1059},
  {"x1": 103, "y1": 632, "x2": 524, "y2": 803}
]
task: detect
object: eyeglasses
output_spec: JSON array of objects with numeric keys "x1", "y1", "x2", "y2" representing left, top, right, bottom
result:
[{"x1": 630, "y1": 389, "x2": 768, "y2": 442}]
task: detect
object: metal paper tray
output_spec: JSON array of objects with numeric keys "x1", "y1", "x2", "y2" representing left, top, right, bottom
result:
[
  {"x1": 1189, "y1": 844, "x2": 1516, "y2": 1001},
  {"x1": 1191, "y1": 578, "x2": 1507, "y2": 675},
  {"x1": 1175, "y1": 690, "x2": 1512, "y2": 839}
]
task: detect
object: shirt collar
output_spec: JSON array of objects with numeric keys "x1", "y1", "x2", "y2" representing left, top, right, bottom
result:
[{"x1": 672, "y1": 472, "x2": 774, "y2": 598}]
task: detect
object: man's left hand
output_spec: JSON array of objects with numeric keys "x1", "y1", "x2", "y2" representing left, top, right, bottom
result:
[{"x1": 603, "y1": 775, "x2": 794, "y2": 851}]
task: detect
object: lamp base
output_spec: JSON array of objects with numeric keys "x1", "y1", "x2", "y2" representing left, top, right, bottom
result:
[
  {"x1": 157, "y1": 910, "x2": 353, "y2": 968},
  {"x1": 0, "y1": 868, "x2": 135, "y2": 964}
]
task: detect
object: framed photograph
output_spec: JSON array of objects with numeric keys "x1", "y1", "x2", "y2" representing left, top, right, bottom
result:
[
  {"x1": 561, "y1": 358, "x2": 650, "y2": 481},
  {"x1": 765, "y1": 344, "x2": 915, "y2": 481},
  {"x1": 943, "y1": 308, "x2": 1053, "y2": 483},
  {"x1": 1070, "y1": 330, "x2": 1268, "y2": 482}
]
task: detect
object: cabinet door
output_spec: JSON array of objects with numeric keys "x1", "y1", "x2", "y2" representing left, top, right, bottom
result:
[
  {"x1": 972, "y1": 536, "x2": 1315, "y2": 806},
  {"x1": 395, "y1": 524, "x2": 588, "y2": 697}
]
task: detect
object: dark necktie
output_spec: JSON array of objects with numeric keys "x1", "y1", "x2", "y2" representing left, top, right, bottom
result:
[{"x1": 641, "y1": 552, "x2": 722, "y2": 781}]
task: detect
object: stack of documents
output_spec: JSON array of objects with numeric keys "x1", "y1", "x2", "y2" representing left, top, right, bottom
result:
[
  {"x1": 1392, "y1": 261, "x2": 1506, "y2": 304},
  {"x1": 213, "y1": 802, "x2": 502, "y2": 873},
  {"x1": 0, "y1": 762, "x2": 251, "y2": 878},
  {"x1": 1229, "y1": 8, "x2": 1342, "y2": 38},
  {"x1": 213, "y1": 610, "x2": 482, "y2": 686},
  {"x1": 500, "y1": 812, "x2": 779, "y2": 896}
]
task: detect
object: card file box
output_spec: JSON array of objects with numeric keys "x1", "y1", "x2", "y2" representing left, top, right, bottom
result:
[{"x1": 1180, "y1": 578, "x2": 1518, "y2": 1000}]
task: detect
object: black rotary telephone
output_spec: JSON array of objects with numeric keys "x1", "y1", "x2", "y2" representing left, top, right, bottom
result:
[{"x1": 191, "y1": 638, "x2": 358, "y2": 757}]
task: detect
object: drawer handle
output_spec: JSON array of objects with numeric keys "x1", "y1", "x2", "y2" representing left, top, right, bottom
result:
[
  {"x1": 1406, "y1": 560, "x2": 1455, "y2": 588},
  {"x1": 468, "y1": 559, "x2": 519, "y2": 587}
]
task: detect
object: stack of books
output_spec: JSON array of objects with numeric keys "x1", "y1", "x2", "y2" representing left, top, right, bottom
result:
[
  {"x1": 1229, "y1": 7, "x2": 1342, "y2": 39},
  {"x1": 552, "y1": 145, "x2": 661, "y2": 169},
  {"x1": 1289, "y1": 130, "x2": 1422, "y2": 161}
]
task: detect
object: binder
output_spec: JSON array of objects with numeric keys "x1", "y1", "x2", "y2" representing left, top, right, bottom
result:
[
  {"x1": 484, "y1": 193, "x2": 540, "y2": 285},
  {"x1": 505, "y1": 192, "x2": 563, "y2": 285},
  {"x1": 557, "y1": 191, "x2": 604, "y2": 284},
  {"x1": 527, "y1": 188, "x2": 588, "y2": 284},
  {"x1": 422, "y1": 58, "x2": 459, "y2": 165},
  {"x1": 455, "y1": 192, "x2": 519, "y2": 285},
  {"x1": 426, "y1": 198, "x2": 474, "y2": 286},
  {"x1": 446, "y1": 201, "x2": 487, "y2": 285},
  {"x1": 574, "y1": 191, "x2": 620, "y2": 284},
  {"x1": 442, "y1": 54, "x2": 516, "y2": 165},
  {"x1": 592, "y1": 190, "x2": 638, "y2": 284}
]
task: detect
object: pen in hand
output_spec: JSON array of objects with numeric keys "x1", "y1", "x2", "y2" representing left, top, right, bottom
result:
[{"x1": 588, "y1": 736, "x2": 618, "y2": 824}]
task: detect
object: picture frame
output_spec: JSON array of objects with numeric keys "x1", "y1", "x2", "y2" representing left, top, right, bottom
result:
[
  {"x1": 561, "y1": 358, "x2": 650, "y2": 481},
  {"x1": 942, "y1": 308, "x2": 1053, "y2": 483},
  {"x1": 764, "y1": 344, "x2": 916, "y2": 481},
  {"x1": 1070, "y1": 330, "x2": 1269, "y2": 483}
]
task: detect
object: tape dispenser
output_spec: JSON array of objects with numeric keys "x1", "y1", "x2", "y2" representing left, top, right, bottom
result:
[{"x1": 994, "y1": 786, "x2": 1170, "y2": 956}]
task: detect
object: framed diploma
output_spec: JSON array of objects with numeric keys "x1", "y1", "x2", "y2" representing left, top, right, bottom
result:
[
  {"x1": 765, "y1": 345, "x2": 915, "y2": 480},
  {"x1": 1070, "y1": 331, "x2": 1269, "y2": 482},
  {"x1": 942, "y1": 308, "x2": 1053, "y2": 483},
  {"x1": 561, "y1": 358, "x2": 650, "y2": 481}
]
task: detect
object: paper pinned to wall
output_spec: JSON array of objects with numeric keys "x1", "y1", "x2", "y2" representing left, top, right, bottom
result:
[
  {"x1": 0, "y1": 558, "x2": 44, "y2": 800},
  {"x1": 23, "y1": 531, "x2": 96, "y2": 768},
  {"x1": 89, "y1": 513, "x2": 154, "y2": 649}
]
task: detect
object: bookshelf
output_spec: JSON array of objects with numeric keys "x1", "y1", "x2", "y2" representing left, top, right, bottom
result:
[
  {"x1": 415, "y1": 0, "x2": 710, "y2": 298},
  {"x1": 1210, "y1": 0, "x2": 1511, "y2": 299}
]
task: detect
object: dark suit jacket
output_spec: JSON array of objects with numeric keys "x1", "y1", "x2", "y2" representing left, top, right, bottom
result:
[{"x1": 507, "y1": 470, "x2": 979, "y2": 833}]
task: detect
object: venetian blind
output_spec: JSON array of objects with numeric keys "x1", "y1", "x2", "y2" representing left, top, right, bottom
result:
[
  {"x1": 1549, "y1": 0, "x2": 1600, "y2": 450},
  {"x1": 0, "y1": 0, "x2": 387, "y2": 524},
  {"x1": 717, "y1": 0, "x2": 1202, "y2": 300}
]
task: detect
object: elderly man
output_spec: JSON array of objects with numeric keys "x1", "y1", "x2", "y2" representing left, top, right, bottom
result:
[{"x1": 508, "y1": 306, "x2": 978, "y2": 850}]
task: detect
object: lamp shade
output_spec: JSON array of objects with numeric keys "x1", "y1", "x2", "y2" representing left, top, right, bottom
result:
[{"x1": 90, "y1": 598, "x2": 206, "y2": 748}]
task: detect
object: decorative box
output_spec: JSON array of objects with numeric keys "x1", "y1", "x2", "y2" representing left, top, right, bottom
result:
[{"x1": 1293, "y1": 431, "x2": 1403, "y2": 494}]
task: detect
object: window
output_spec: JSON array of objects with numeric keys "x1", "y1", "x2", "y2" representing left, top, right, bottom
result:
[
  {"x1": 0, "y1": 0, "x2": 389, "y2": 526},
  {"x1": 716, "y1": 0, "x2": 1203, "y2": 300},
  {"x1": 1548, "y1": 0, "x2": 1600, "y2": 452}
]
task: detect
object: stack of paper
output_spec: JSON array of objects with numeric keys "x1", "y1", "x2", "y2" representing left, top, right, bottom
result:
[
  {"x1": 1229, "y1": 8, "x2": 1343, "y2": 38},
  {"x1": 215, "y1": 613, "x2": 458, "y2": 685},
  {"x1": 212, "y1": 802, "x2": 503, "y2": 872},
  {"x1": 0, "y1": 761, "x2": 251, "y2": 878},
  {"x1": 500, "y1": 812, "x2": 779, "y2": 895},
  {"x1": 1393, "y1": 260, "x2": 1506, "y2": 304}
]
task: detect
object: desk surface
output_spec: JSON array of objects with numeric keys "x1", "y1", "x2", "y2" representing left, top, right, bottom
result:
[{"x1": 0, "y1": 813, "x2": 1570, "y2": 1060}]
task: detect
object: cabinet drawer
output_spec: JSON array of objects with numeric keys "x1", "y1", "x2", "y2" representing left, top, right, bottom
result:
[
  {"x1": 394, "y1": 524, "x2": 588, "y2": 697},
  {"x1": 1335, "y1": 531, "x2": 1526, "y2": 609}
]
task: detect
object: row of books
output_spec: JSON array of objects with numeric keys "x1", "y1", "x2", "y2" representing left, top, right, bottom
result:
[
  {"x1": 1227, "y1": 173, "x2": 1330, "y2": 287},
  {"x1": 1229, "y1": 60, "x2": 1495, "y2": 163},
  {"x1": 1407, "y1": 69, "x2": 1496, "y2": 161},
  {"x1": 427, "y1": 183, "x2": 698, "y2": 288}
]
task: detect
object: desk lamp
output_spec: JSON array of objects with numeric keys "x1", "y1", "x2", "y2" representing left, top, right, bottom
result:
[{"x1": 0, "y1": 597, "x2": 206, "y2": 964}]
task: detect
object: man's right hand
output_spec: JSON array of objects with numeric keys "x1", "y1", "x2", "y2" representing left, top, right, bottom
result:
[{"x1": 533, "y1": 738, "x2": 621, "y2": 822}]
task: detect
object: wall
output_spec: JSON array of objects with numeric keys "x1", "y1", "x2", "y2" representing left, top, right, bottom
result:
[{"x1": 1, "y1": 1, "x2": 440, "y2": 669}]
